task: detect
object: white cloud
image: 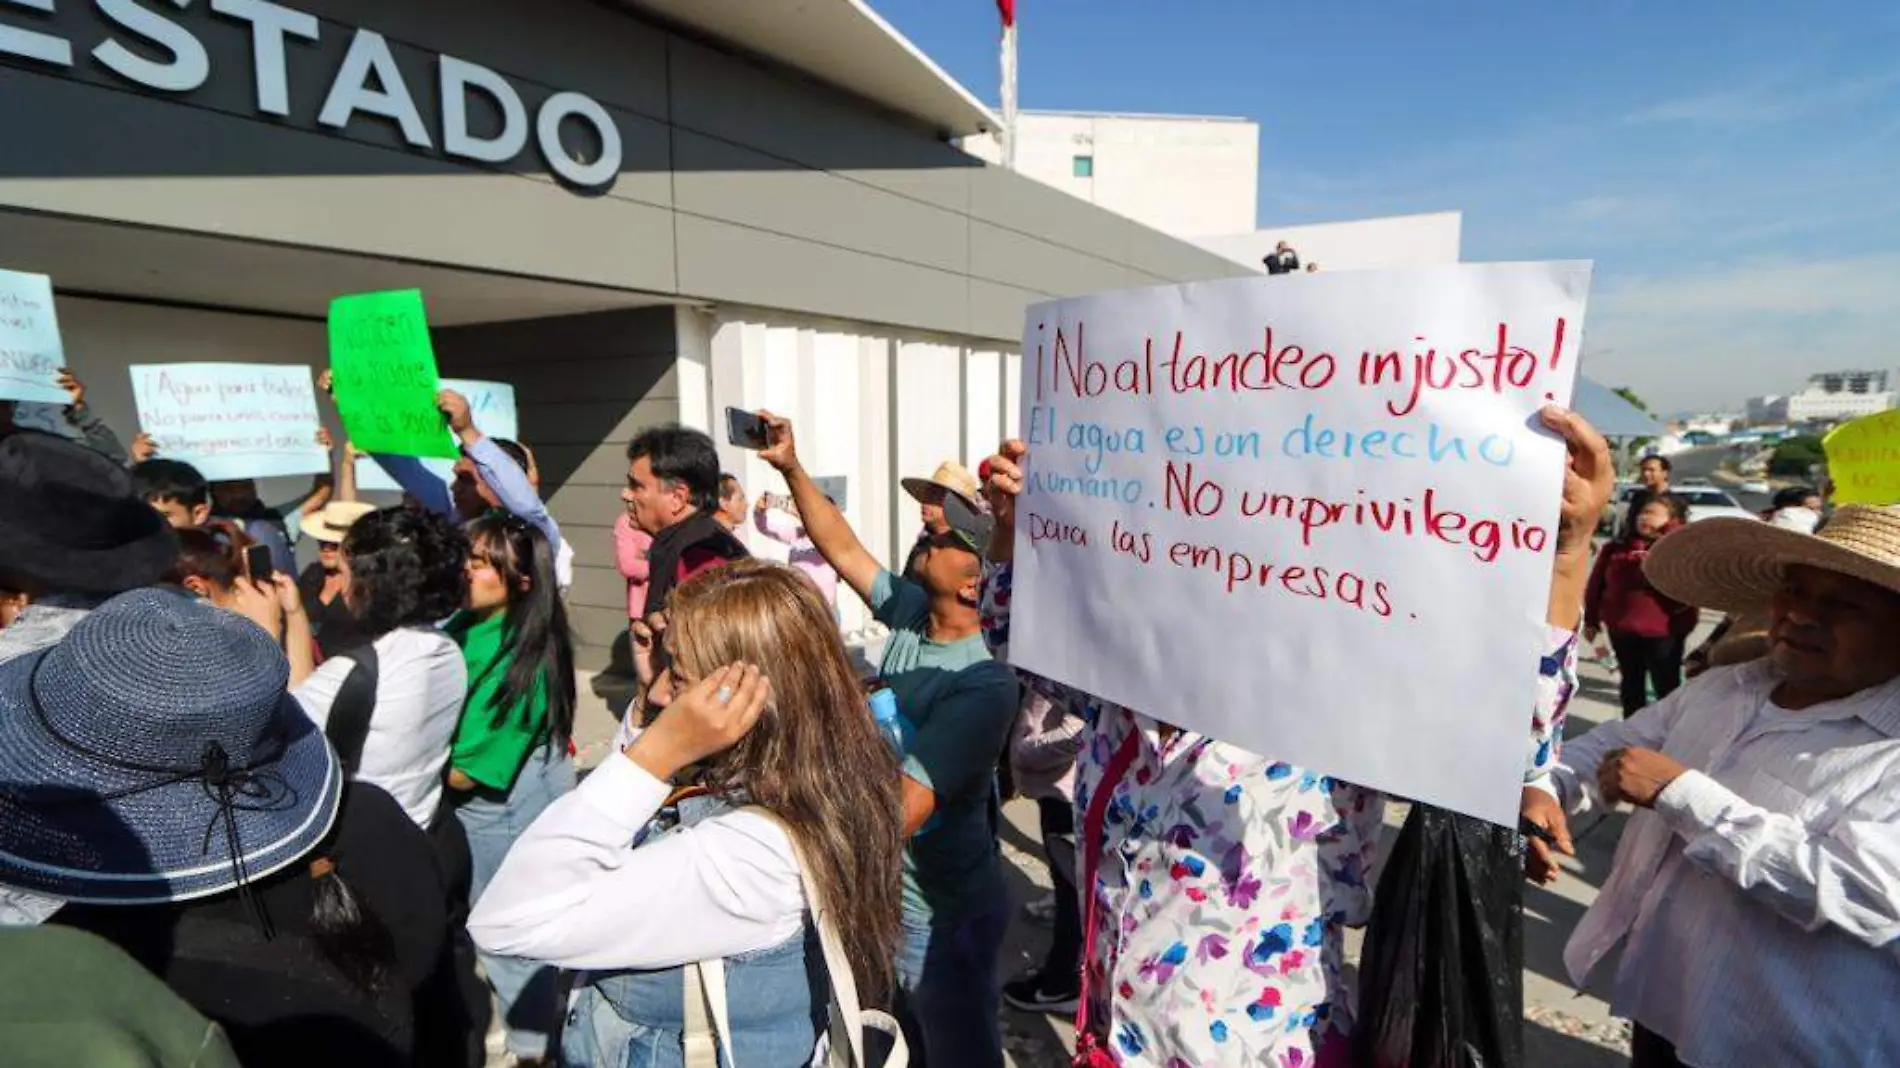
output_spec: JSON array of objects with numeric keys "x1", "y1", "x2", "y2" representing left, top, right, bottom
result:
[
  {"x1": 1584, "y1": 256, "x2": 1900, "y2": 411},
  {"x1": 1624, "y1": 70, "x2": 1900, "y2": 127}
]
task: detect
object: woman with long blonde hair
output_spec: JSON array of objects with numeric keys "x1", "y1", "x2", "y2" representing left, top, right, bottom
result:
[{"x1": 469, "y1": 559, "x2": 905, "y2": 1066}]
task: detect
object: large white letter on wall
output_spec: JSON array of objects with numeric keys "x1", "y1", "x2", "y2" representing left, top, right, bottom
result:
[
  {"x1": 536, "y1": 91, "x2": 621, "y2": 189},
  {"x1": 0, "y1": 0, "x2": 74, "y2": 67},
  {"x1": 440, "y1": 55, "x2": 528, "y2": 164},
  {"x1": 319, "y1": 28, "x2": 432, "y2": 148},
  {"x1": 94, "y1": 0, "x2": 210, "y2": 93},
  {"x1": 210, "y1": 0, "x2": 320, "y2": 117}
]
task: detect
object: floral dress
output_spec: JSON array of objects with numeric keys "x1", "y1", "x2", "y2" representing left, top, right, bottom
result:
[{"x1": 980, "y1": 562, "x2": 1578, "y2": 1068}]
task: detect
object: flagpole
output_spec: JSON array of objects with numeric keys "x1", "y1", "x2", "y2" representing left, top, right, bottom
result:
[{"x1": 999, "y1": 5, "x2": 1018, "y2": 171}]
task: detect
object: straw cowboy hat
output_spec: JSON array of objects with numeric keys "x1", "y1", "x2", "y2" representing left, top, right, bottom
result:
[
  {"x1": 1645, "y1": 504, "x2": 1900, "y2": 613},
  {"x1": 900, "y1": 461, "x2": 980, "y2": 509},
  {"x1": 301, "y1": 501, "x2": 377, "y2": 544}
]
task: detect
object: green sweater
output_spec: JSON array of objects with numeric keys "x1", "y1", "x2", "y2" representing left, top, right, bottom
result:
[
  {"x1": 0, "y1": 926, "x2": 242, "y2": 1068},
  {"x1": 449, "y1": 610, "x2": 554, "y2": 792}
]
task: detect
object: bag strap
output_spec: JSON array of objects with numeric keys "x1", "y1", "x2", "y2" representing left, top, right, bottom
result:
[
  {"x1": 323, "y1": 641, "x2": 381, "y2": 777},
  {"x1": 737, "y1": 807, "x2": 870, "y2": 1068},
  {"x1": 683, "y1": 958, "x2": 735, "y2": 1068},
  {"x1": 1074, "y1": 732, "x2": 1142, "y2": 1046}
]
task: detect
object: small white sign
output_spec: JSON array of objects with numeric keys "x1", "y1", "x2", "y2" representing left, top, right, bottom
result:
[
  {"x1": 0, "y1": 269, "x2": 68, "y2": 405},
  {"x1": 1008, "y1": 262, "x2": 1591, "y2": 825},
  {"x1": 130, "y1": 363, "x2": 329, "y2": 481}
]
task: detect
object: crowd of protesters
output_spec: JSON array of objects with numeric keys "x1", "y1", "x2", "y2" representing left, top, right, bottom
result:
[{"x1": 4, "y1": 364, "x2": 1900, "y2": 1068}]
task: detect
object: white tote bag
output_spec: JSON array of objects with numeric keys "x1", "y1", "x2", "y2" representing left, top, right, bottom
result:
[{"x1": 681, "y1": 809, "x2": 908, "y2": 1068}]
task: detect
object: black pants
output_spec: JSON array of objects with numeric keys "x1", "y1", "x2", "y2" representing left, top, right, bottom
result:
[
  {"x1": 415, "y1": 805, "x2": 491, "y2": 1068},
  {"x1": 1631, "y1": 1023, "x2": 1687, "y2": 1067},
  {"x1": 1610, "y1": 631, "x2": 1686, "y2": 717},
  {"x1": 1037, "y1": 797, "x2": 1083, "y2": 989}
]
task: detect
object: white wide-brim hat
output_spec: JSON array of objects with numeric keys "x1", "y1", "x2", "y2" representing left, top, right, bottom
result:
[{"x1": 302, "y1": 501, "x2": 377, "y2": 544}]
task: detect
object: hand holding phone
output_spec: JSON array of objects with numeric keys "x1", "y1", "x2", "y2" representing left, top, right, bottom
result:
[
  {"x1": 244, "y1": 544, "x2": 274, "y2": 583},
  {"x1": 726, "y1": 407, "x2": 769, "y2": 451}
]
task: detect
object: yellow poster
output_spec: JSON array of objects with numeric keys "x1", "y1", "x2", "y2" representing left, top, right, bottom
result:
[{"x1": 1823, "y1": 409, "x2": 1900, "y2": 505}]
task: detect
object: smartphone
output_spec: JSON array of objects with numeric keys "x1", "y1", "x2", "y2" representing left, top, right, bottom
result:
[
  {"x1": 244, "y1": 544, "x2": 274, "y2": 583},
  {"x1": 725, "y1": 406, "x2": 770, "y2": 451}
]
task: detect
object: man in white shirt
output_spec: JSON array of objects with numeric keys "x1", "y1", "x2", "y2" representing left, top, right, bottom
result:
[{"x1": 1523, "y1": 503, "x2": 1900, "y2": 1068}]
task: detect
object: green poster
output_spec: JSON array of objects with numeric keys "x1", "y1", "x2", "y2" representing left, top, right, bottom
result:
[{"x1": 327, "y1": 289, "x2": 458, "y2": 458}]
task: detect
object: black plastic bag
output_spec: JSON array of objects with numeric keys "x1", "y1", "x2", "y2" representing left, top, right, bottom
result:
[{"x1": 1354, "y1": 804, "x2": 1523, "y2": 1068}]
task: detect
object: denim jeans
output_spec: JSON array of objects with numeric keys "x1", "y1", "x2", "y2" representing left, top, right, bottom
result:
[
  {"x1": 895, "y1": 885, "x2": 1010, "y2": 1068},
  {"x1": 456, "y1": 742, "x2": 576, "y2": 1060}
]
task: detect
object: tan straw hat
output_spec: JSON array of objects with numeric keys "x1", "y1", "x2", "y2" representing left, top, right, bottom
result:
[
  {"x1": 900, "y1": 460, "x2": 981, "y2": 509},
  {"x1": 302, "y1": 501, "x2": 376, "y2": 544},
  {"x1": 1644, "y1": 504, "x2": 1900, "y2": 613}
]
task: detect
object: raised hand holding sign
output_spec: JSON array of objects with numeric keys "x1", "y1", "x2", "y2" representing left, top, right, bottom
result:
[{"x1": 326, "y1": 289, "x2": 458, "y2": 459}]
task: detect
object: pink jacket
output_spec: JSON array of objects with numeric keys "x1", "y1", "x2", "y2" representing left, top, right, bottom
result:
[
  {"x1": 753, "y1": 506, "x2": 839, "y2": 609},
  {"x1": 613, "y1": 512, "x2": 652, "y2": 621}
]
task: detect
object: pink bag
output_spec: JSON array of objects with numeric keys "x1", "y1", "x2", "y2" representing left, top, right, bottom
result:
[{"x1": 1071, "y1": 733, "x2": 1141, "y2": 1068}]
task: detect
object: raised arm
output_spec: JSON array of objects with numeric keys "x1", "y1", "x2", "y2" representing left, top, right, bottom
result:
[
  {"x1": 336, "y1": 439, "x2": 359, "y2": 503},
  {"x1": 367, "y1": 451, "x2": 454, "y2": 516},
  {"x1": 1521, "y1": 405, "x2": 1613, "y2": 880},
  {"x1": 756, "y1": 412, "x2": 880, "y2": 602},
  {"x1": 57, "y1": 370, "x2": 129, "y2": 464},
  {"x1": 752, "y1": 497, "x2": 800, "y2": 546},
  {"x1": 442, "y1": 389, "x2": 563, "y2": 551}
]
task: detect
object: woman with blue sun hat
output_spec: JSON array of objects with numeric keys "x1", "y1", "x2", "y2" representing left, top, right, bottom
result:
[{"x1": 0, "y1": 587, "x2": 453, "y2": 1068}]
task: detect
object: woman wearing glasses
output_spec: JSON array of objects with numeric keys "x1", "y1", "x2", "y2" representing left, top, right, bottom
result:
[{"x1": 444, "y1": 515, "x2": 578, "y2": 1065}]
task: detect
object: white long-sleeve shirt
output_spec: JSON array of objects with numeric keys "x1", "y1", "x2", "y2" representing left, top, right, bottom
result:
[
  {"x1": 1534, "y1": 660, "x2": 1900, "y2": 1066},
  {"x1": 467, "y1": 746, "x2": 806, "y2": 971}
]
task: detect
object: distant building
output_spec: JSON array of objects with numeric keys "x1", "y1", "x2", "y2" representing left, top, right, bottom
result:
[
  {"x1": 961, "y1": 111, "x2": 1461, "y2": 275},
  {"x1": 1747, "y1": 395, "x2": 1790, "y2": 424},
  {"x1": 962, "y1": 111, "x2": 1259, "y2": 238},
  {"x1": 1683, "y1": 414, "x2": 1741, "y2": 437},
  {"x1": 1784, "y1": 371, "x2": 1895, "y2": 423}
]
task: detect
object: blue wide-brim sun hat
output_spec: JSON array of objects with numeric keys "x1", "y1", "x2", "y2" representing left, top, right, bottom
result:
[{"x1": 0, "y1": 588, "x2": 341, "y2": 904}]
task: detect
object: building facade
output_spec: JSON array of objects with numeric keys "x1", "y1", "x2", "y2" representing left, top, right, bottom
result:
[
  {"x1": 1, "y1": 0, "x2": 1250, "y2": 668},
  {"x1": 1785, "y1": 371, "x2": 1895, "y2": 423},
  {"x1": 962, "y1": 110, "x2": 1260, "y2": 238}
]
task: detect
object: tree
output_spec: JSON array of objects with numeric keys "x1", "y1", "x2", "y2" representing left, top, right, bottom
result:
[{"x1": 1770, "y1": 435, "x2": 1826, "y2": 477}]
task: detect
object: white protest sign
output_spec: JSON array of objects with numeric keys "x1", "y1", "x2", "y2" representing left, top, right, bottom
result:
[
  {"x1": 1009, "y1": 262, "x2": 1591, "y2": 825},
  {"x1": 130, "y1": 363, "x2": 329, "y2": 481},
  {"x1": 355, "y1": 379, "x2": 517, "y2": 492},
  {"x1": 0, "y1": 269, "x2": 69, "y2": 404}
]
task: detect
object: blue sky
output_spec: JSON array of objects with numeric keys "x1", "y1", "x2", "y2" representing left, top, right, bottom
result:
[{"x1": 874, "y1": 1, "x2": 1900, "y2": 413}]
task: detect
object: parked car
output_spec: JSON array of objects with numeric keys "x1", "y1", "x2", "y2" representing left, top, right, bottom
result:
[
  {"x1": 1674, "y1": 484, "x2": 1758, "y2": 523},
  {"x1": 1608, "y1": 482, "x2": 1758, "y2": 532},
  {"x1": 1739, "y1": 479, "x2": 1771, "y2": 495}
]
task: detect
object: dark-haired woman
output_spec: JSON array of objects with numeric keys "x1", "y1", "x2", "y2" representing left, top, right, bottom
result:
[
  {"x1": 290, "y1": 506, "x2": 488, "y2": 1068},
  {"x1": 445, "y1": 516, "x2": 577, "y2": 1065},
  {"x1": 1584, "y1": 492, "x2": 1698, "y2": 717},
  {"x1": 293, "y1": 506, "x2": 470, "y2": 828}
]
